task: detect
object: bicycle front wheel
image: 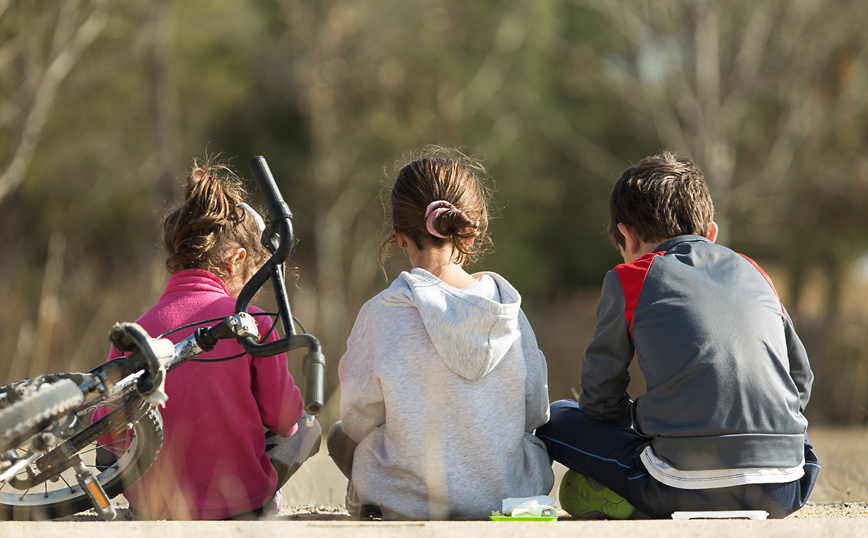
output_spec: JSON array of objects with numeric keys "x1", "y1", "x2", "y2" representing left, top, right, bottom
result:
[{"x1": 0, "y1": 402, "x2": 163, "y2": 520}]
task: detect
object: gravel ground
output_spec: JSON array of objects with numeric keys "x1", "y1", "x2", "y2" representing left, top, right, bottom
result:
[
  {"x1": 275, "y1": 501, "x2": 868, "y2": 520},
  {"x1": 787, "y1": 502, "x2": 868, "y2": 519},
  {"x1": 53, "y1": 501, "x2": 868, "y2": 521},
  {"x1": 281, "y1": 502, "x2": 868, "y2": 520}
]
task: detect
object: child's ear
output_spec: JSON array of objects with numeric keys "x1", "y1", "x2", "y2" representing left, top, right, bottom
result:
[
  {"x1": 226, "y1": 247, "x2": 247, "y2": 276},
  {"x1": 705, "y1": 222, "x2": 719, "y2": 243},
  {"x1": 617, "y1": 223, "x2": 641, "y2": 256}
]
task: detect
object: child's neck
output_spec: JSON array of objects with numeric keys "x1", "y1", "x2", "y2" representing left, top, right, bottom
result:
[
  {"x1": 410, "y1": 247, "x2": 476, "y2": 289},
  {"x1": 422, "y1": 263, "x2": 476, "y2": 289}
]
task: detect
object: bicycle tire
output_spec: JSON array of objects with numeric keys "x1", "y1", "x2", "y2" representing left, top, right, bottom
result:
[
  {"x1": 0, "y1": 401, "x2": 163, "y2": 520},
  {"x1": 0, "y1": 379, "x2": 83, "y2": 453}
]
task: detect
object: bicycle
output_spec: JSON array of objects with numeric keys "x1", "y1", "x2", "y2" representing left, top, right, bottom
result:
[{"x1": 0, "y1": 156, "x2": 325, "y2": 521}]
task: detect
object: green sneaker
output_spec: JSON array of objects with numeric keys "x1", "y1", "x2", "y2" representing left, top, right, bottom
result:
[{"x1": 558, "y1": 469, "x2": 637, "y2": 520}]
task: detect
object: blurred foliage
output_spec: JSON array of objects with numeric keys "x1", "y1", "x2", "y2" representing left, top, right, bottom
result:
[{"x1": 1, "y1": 0, "x2": 868, "y2": 425}]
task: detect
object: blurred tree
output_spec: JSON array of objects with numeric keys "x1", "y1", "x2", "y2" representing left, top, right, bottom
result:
[
  {"x1": 0, "y1": 0, "x2": 111, "y2": 202},
  {"x1": 1, "y1": 0, "x2": 866, "y2": 424},
  {"x1": 0, "y1": 0, "x2": 269, "y2": 380}
]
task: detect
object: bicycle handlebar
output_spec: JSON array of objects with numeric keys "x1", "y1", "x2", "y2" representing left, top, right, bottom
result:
[
  {"x1": 230, "y1": 156, "x2": 325, "y2": 415},
  {"x1": 247, "y1": 156, "x2": 293, "y2": 222}
]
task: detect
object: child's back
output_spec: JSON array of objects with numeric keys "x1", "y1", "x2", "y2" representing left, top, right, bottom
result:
[
  {"x1": 583, "y1": 235, "x2": 810, "y2": 473},
  {"x1": 340, "y1": 269, "x2": 552, "y2": 519},
  {"x1": 115, "y1": 269, "x2": 301, "y2": 519}
]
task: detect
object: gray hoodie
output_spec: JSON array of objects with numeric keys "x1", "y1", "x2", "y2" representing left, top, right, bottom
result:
[{"x1": 339, "y1": 268, "x2": 554, "y2": 520}]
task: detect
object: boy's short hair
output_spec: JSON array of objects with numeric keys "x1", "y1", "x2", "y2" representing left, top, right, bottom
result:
[{"x1": 608, "y1": 152, "x2": 715, "y2": 248}]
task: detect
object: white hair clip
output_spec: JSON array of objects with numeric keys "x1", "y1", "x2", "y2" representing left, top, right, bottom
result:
[{"x1": 237, "y1": 202, "x2": 266, "y2": 234}]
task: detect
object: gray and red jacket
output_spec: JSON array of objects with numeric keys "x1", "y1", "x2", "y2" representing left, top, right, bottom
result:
[{"x1": 579, "y1": 235, "x2": 812, "y2": 471}]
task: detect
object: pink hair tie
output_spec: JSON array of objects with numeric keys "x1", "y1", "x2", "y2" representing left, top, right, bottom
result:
[{"x1": 425, "y1": 200, "x2": 454, "y2": 238}]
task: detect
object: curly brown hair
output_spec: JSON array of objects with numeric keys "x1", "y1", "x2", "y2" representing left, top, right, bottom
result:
[
  {"x1": 163, "y1": 158, "x2": 269, "y2": 282},
  {"x1": 379, "y1": 146, "x2": 493, "y2": 268},
  {"x1": 608, "y1": 151, "x2": 715, "y2": 249}
]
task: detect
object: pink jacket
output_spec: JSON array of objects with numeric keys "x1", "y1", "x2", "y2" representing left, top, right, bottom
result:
[{"x1": 105, "y1": 269, "x2": 303, "y2": 519}]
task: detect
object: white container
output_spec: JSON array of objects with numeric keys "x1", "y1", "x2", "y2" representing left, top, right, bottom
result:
[{"x1": 672, "y1": 510, "x2": 769, "y2": 520}]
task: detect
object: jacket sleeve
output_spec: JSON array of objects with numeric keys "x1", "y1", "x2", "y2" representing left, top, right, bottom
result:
[
  {"x1": 251, "y1": 311, "x2": 303, "y2": 436},
  {"x1": 578, "y1": 270, "x2": 634, "y2": 426},
  {"x1": 519, "y1": 311, "x2": 550, "y2": 433},
  {"x1": 339, "y1": 306, "x2": 387, "y2": 443},
  {"x1": 783, "y1": 308, "x2": 813, "y2": 412}
]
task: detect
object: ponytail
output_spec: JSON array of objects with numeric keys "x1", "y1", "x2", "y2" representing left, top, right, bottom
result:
[{"x1": 163, "y1": 159, "x2": 268, "y2": 279}]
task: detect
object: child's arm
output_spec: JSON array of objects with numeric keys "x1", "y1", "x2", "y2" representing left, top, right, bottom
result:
[
  {"x1": 252, "y1": 310, "x2": 304, "y2": 436},
  {"x1": 252, "y1": 351, "x2": 303, "y2": 436},
  {"x1": 578, "y1": 271, "x2": 634, "y2": 427},
  {"x1": 519, "y1": 312, "x2": 550, "y2": 432},
  {"x1": 783, "y1": 308, "x2": 813, "y2": 412},
  {"x1": 338, "y1": 308, "x2": 387, "y2": 443}
]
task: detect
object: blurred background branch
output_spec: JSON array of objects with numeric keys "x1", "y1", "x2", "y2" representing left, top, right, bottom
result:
[{"x1": 0, "y1": 0, "x2": 111, "y2": 201}]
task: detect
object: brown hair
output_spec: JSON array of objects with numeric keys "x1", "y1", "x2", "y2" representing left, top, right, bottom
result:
[
  {"x1": 380, "y1": 146, "x2": 492, "y2": 267},
  {"x1": 608, "y1": 151, "x2": 715, "y2": 248},
  {"x1": 163, "y1": 158, "x2": 269, "y2": 282}
]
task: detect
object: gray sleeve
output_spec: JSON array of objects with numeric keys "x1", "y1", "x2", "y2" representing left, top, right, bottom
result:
[
  {"x1": 519, "y1": 312, "x2": 550, "y2": 433},
  {"x1": 578, "y1": 270, "x2": 634, "y2": 426},
  {"x1": 784, "y1": 308, "x2": 813, "y2": 412},
  {"x1": 338, "y1": 307, "x2": 387, "y2": 443}
]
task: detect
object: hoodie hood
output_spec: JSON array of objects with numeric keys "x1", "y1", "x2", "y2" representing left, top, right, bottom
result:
[{"x1": 381, "y1": 268, "x2": 522, "y2": 381}]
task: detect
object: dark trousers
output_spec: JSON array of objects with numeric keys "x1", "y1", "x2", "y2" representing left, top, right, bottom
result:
[{"x1": 536, "y1": 399, "x2": 820, "y2": 519}]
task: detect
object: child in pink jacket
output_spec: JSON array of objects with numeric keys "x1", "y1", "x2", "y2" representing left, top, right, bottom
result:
[{"x1": 100, "y1": 159, "x2": 320, "y2": 519}]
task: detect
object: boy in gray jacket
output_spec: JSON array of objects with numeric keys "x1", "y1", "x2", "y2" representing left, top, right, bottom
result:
[{"x1": 536, "y1": 152, "x2": 819, "y2": 519}]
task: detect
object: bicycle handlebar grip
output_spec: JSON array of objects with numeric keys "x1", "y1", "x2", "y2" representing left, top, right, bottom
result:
[
  {"x1": 302, "y1": 351, "x2": 326, "y2": 416},
  {"x1": 247, "y1": 156, "x2": 292, "y2": 221}
]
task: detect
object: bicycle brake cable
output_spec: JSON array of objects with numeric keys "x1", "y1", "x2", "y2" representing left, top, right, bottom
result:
[{"x1": 153, "y1": 312, "x2": 307, "y2": 363}]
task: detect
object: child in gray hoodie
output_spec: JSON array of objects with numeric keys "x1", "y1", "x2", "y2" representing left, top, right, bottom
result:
[{"x1": 327, "y1": 147, "x2": 554, "y2": 520}]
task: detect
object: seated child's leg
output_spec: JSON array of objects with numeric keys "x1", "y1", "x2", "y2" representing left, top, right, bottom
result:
[
  {"x1": 538, "y1": 403, "x2": 822, "y2": 518},
  {"x1": 326, "y1": 420, "x2": 357, "y2": 480},
  {"x1": 536, "y1": 400, "x2": 651, "y2": 511},
  {"x1": 266, "y1": 412, "x2": 322, "y2": 491},
  {"x1": 325, "y1": 421, "x2": 381, "y2": 519},
  {"x1": 797, "y1": 434, "x2": 821, "y2": 510},
  {"x1": 751, "y1": 433, "x2": 820, "y2": 518}
]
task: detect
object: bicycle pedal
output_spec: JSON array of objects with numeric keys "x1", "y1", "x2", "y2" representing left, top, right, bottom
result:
[{"x1": 74, "y1": 463, "x2": 117, "y2": 521}]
